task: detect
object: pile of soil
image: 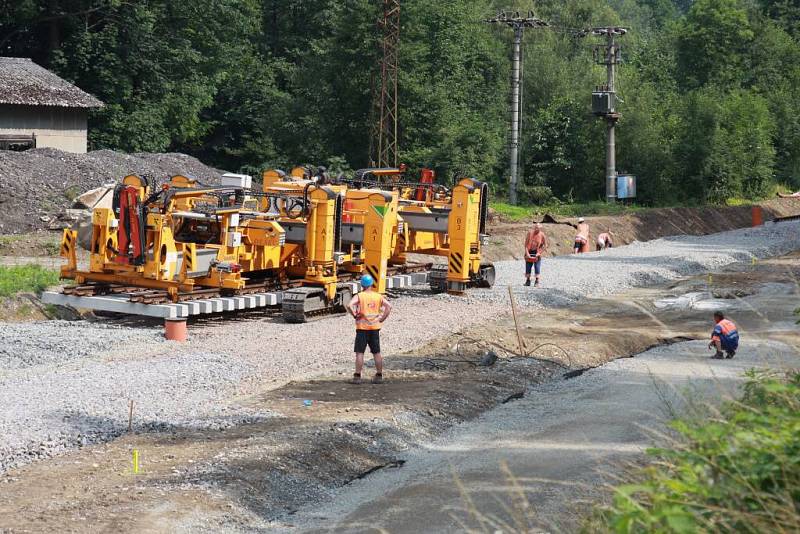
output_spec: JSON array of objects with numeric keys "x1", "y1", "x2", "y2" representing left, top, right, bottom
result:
[{"x1": 0, "y1": 148, "x2": 224, "y2": 234}]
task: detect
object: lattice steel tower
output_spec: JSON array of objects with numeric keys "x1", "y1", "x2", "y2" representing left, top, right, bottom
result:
[{"x1": 370, "y1": 0, "x2": 401, "y2": 168}]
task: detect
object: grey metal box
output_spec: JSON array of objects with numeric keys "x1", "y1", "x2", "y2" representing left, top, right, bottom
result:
[{"x1": 592, "y1": 91, "x2": 616, "y2": 115}]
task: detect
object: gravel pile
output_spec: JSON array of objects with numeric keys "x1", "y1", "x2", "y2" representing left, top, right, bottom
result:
[
  {"x1": 0, "y1": 322, "x2": 162, "y2": 368},
  {"x1": 0, "y1": 148, "x2": 223, "y2": 234},
  {"x1": 0, "y1": 221, "x2": 798, "y2": 474}
]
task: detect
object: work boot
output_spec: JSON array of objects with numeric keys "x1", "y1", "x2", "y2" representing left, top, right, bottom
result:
[
  {"x1": 534, "y1": 279, "x2": 540, "y2": 288},
  {"x1": 371, "y1": 373, "x2": 384, "y2": 384},
  {"x1": 711, "y1": 351, "x2": 725, "y2": 360},
  {"x1": 349, "y1": 373, "x2": 362, "y2": 385},
  {"x1": 524, "y1": 279, "x2": 531, "y2": 287},
  {"x1": 726, "y1": 350, "x2": 736, "y2": 359}
]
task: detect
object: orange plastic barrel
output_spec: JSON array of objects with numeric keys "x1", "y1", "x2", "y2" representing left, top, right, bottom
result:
[
  {"x1": 165, "y1": 318, "x2": 188, "y2": 342},
  {"x1": 751, "y1": 206, "x2": 763, "y2": 227}
]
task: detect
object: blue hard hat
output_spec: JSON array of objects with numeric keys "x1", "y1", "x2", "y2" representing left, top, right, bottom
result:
[{"x1": 360, "y1": 274, "x2": 374, "y2": 288}]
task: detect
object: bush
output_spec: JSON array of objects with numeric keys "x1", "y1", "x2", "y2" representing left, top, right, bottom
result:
[
  {"x1": 0, "y1": 265, "x2": 61, "y2": 297},
  {"x1": 595, "y1": 370, "x2": 800, "y2": 533},
  {"x1": 518, "y1": 185, "x2": 556, "y2": 204}
]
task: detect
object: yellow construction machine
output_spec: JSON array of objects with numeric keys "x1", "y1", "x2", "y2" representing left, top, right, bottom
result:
[
  {"x1": 57, "y1": 165, "x2": 493, "y2": 322},
  {"x1": 333, "y1": 167, "x2": 495, "y2": 293},
  {"x1": 60, "y1": 174, "x2": 288, "y2": 301},
  {"x1": 261, "y1": 168, "x2": 408, "y2": 321}
]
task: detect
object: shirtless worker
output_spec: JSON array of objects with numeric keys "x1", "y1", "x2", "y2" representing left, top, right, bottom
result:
[
  {"x1": 596, "y1": 231, "x2": 614, "y2": 251},
  {"x1": 573, "y1": 217, "x2": 590, "y2": 254},
  {"x1": 524, "y1": 222, "x2": 547, "y2": 287},
  {"x1": 345, "y1": 274, "x2": 393, "y2": 384},
  {"x1": 708, "y1": 311, "x2": 739, "y2": 359}
]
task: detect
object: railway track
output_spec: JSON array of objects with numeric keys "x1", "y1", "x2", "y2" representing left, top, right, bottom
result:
[{"x1": 59, "y1": 263, "x2": 433, "y2": 308}]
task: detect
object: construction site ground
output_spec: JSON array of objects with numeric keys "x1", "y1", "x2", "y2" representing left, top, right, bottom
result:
[
  {"x1": 0, "y1": 207, "x2": 799, "y2": 532},
  {"x1": 0, "y1": 251, "x2": 798, "y2": 532}
]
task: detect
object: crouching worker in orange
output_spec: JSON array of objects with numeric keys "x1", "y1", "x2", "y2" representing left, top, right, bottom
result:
[
  {"x1": 708, "y1": 311, "x2": 739, "y2": 359},
  {"x1": 346, "y1": 274, "x2": 393, "y2": 384},
  {"x1": 596, "y1": 231, "x2": 613, "y2": 251}
]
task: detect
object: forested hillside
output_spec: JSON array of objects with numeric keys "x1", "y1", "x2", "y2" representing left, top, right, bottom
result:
[{"x1": 2, "y1": 0, "x2": 799, "y2": 204}]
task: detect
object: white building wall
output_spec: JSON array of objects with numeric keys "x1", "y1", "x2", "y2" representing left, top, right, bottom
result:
[{"x1": 0, "y1": 104, "x2": 89, "y2": 153}]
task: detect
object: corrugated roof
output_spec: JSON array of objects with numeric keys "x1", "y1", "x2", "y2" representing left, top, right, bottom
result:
[{"x1": 0, "y1": 57, "x2": 103, "y2": 108}]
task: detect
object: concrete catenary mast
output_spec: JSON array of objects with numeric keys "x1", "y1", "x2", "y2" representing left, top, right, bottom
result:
[
  {"x1": 486, "y1": 10, "x2": 548, "y2": 205},
  {"x1": 588, "y1": 27, "x2": 627, "y2": 202}
]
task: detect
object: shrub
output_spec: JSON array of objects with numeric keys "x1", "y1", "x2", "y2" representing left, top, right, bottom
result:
[{"x1": 596, "y1": 370, "x2": 800, "y2": 533}]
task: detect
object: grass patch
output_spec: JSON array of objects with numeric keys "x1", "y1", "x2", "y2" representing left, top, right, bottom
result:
[
  {"x1": 490, "y1": 201, "x2": 644, "y2": 221},
  {"x1": 0, "y1": 264, "x2": 60, "y2": 297},
  {"x1": 593, "y1": 369, "x2": 800, "y2": 533}
]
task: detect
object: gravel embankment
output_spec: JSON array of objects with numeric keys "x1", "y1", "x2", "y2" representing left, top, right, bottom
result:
[
  {"x1": 0, "y1": 220, "x2": 798, "y2": 473},
  {"x1": 478, "y1": 220, "x2": 800, "y2": 308},
  {"x1": 0, "y1": 148, "x2": 223, "y2": 234}
]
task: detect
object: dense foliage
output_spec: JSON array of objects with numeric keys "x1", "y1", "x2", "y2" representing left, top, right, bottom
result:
[
  {"x1": 596, "y1": 370, "x2": 800, "y2": 533},
  {"x1": 2, "y1": 0, "x2": 800, "y2": 204}
]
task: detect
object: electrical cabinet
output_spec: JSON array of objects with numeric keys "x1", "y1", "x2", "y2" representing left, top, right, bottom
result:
[{"x1": 592, "y1": 91, "x2": 616, "y2": 115}]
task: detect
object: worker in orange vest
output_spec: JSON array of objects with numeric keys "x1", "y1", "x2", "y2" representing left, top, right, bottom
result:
[
  {"x1": 709, "y1": 311, "x2": 739, "y2": 359},
  {"x1": 573, "y1": 217, "x2": 590, "y2": 253},
  {"x1": 346, "y1": 274, "x2": 393, "y2": 384},
  {"x1": 524, "y1": 222, "x2": 547, "y2": 287},
  {"x1": 596, "y1": 231, "x2": 614, "y2": 251}
]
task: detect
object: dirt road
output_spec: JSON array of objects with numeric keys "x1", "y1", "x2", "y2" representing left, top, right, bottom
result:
[{"x1": 289, "y1": 340, "x2": 798, "y2": 533}]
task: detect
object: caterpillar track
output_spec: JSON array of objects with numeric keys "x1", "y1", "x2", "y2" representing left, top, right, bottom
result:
[
  {"x1": 430, "y1": 262, "x2": 496, "y2": 294},
  {"x1": 282, "y1": 285, "x2": 354, "y2": 323}
]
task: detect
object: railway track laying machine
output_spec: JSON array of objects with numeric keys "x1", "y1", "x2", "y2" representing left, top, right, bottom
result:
[{"x1": 58, "y1": 167, "x2": 495, "y2": 322}]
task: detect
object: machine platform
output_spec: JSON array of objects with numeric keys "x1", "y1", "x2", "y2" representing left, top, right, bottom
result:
[{"x1": 42, "y1": 272, "x2": 428, "y2": 320}]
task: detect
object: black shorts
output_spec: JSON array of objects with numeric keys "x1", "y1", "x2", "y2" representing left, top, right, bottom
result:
[{"x1": 354, "y1": 329, "x2": 381, "y2": 354}]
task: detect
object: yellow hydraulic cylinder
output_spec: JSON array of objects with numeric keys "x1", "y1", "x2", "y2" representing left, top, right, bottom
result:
[
  {"x1": 446, "y1": 179, "x2": 482, "y2": 286},
  {"x1": 89, "y1": 208, "x2": 117, "y2": 273},
  {"x1": 351, "y1": 190, "x2": 399, "y2": 293}
]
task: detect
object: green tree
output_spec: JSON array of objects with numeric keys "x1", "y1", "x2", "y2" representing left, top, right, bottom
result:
[
  {"x1": 677, "y1": 0, "x2": 754, "y2": 88},
  {"x1": 679, "y1": 88, "x2": 775, "y2": 202}
]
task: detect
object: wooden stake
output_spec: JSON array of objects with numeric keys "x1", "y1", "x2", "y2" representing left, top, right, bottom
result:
[
  {"x1": 128, "y1": 400, "x2": 134, "y2": 432},
  {"x1": 508, "y1": 285, "x2": 526, "y2": 355}
]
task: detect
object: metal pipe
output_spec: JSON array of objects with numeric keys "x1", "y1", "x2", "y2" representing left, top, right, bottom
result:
[{"x1": 171, "y1": 211, "x2": 214, "y2": 221}]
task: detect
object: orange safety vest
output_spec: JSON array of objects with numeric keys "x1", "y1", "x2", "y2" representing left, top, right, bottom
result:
[{"x1": 355, "y1": 291, "x2": 384, "y2": 331}]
